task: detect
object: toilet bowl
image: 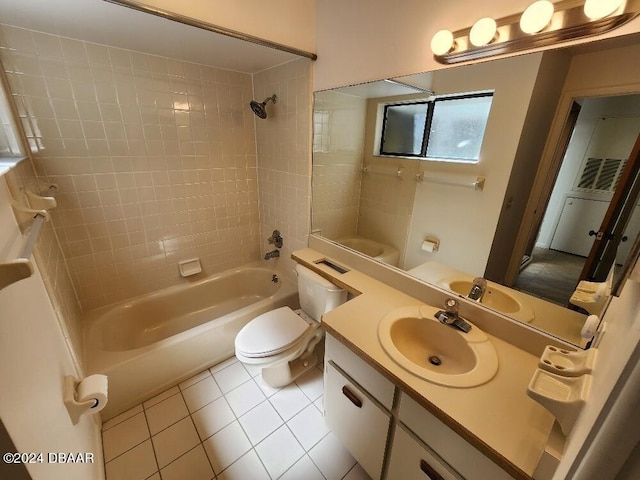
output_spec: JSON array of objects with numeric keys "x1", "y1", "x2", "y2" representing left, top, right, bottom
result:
[{"x1": 235, "y1": 264, "x2": 347, "y2": 387}]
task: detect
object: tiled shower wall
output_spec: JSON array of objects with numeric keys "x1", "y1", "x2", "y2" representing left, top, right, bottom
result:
[
  {"x1": 311, "y1": 90, "x2": 366, "y2": 240},
  {"x1": 254, "y1": 59, "x2": 312, "y2": 279},
  {"x1": 0, "y1": 24, "x2": 262, "y2": 310}
]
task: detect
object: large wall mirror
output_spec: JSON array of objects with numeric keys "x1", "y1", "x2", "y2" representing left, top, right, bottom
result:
[{"x1": 311, "y1": 33, "x2": 640, "y2": 348}]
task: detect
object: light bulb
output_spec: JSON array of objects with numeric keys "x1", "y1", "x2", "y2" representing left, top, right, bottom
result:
[
  {"x1": 520, "y1": 1, "x2": 555, "y2": 34},
  {"x1": 584, "y1": 0, "x2": 624, "y2": 20},
  {"x1": 469, "y1": 17, "x2": 498, "y2": 47},
  {"x1": 431, "y1": 29, "x2": 455, "y2": 56}
]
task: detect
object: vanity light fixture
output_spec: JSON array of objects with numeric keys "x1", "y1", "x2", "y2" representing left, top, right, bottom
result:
[
  {"x1": 520, "y1": 0, "x2": 555, "y2": 34},
  {"x1": 431, "y1": 0, "x2": 640, "y2": 64},
  {"x1": 430, "y1": 29, "x2": 456, "y2": 55},
  {"x1": 469, "y1": 17, "x2": 498, "y2": 47},
  {"x1": 584, "y1": 0, "x2": 625, "y2": 20}
]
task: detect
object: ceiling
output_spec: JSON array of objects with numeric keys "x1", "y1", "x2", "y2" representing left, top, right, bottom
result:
[{"x1": 0, "y1": 0, "x2": 299, "y2": 74}]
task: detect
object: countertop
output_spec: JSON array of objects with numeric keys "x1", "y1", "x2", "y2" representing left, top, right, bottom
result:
[{"x1": 293, "y1": 248, "x2": 556, "y2": 480}]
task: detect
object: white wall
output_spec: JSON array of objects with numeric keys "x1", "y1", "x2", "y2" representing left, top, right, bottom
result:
[
  {"x1": 314, "y1": 0, "x2": 640, "y2": 91},
  {"x1": 0, "y1": 177, "x2": 102, "y2": 480},
  {"x1": 141, "y1": 0, "x2": 316, "y2": 52},
  {"x1": 554, "y1": 267, "x2": 640, "y2": 479},
  {"x1": 403, "y1": 54, "x2": 544, "y2": 275}
]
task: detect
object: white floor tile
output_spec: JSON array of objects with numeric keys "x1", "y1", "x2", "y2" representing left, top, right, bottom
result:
[
  {"x1": 151, "y1": 417, "x2": 200, "y2": 468},
  {"x1": 287, "y1": 404, "x2": 330, "y2": 450},
  {"x1": 295, "y1": 367, "x2": 324, "y2": 401},
  {"x1": 182, "y1": 376, "x2": 223, "y2": 413},
  {"x1": 255, "y1": 425, "x2": 305, "y2": 479},
  {"x1": 238, "y1": 400, "x2": 283, "y2": 446},
  {"x1": 269, "y1": 383, "x2": 311, "y2": 421},
  {"x1": 105, "y1": 440, "x2": 157, "y2": 480},
  {"x1": 279, "y1": 454, "x2": 325, "y2": 480},
  {"x1": 343, "y1": 462, "x2": 373, "y2": 480},
  {"x1": 159, "y1": 445, "x2": 214, "y2": 480},
  {"x1": 241, "y1": 361, "x2": 262, "y2": 378},
  {"x1": 209, "y1": 356, "x2": 238, "y2": 373},
  {"x1": 102, "y1": 404, "x2": 143, "y2": 431},
  {"x1": 203, "y1": 421, "x2": 252, "y2": 474},
  {"x1": 191, "y1": 396, "x2": 236, "y2": 441},
  {"x1": 216, "y1": 450, "x2": 269, "y2": 480},
  {"x1": 143, "y1": 386, "x2": 180, "y2": 409},
  {"x1": 313, "y1": 396, "x2": 324, "y2": 413},
  {"x1": 254, "y1": 375, "x2": 281, "y2": 398},
  {"x1": 308, "y1": 432, "x2": 356, "y2": 480},
  {"x1": 212, "y1": 362, "x2": 251, "y2": 393},
  {"x1": 102, "y1": 412, "x2": 150, "y2": 462},
  {"x1": 179, "y1": 370, "x2": 212, "y2": 390},
  {"x1": 145, "y1": 393, "x2": 189, "y2": 435},
  {"x1": 225, "y1": 379, "x2": 266, "y2": 417}
]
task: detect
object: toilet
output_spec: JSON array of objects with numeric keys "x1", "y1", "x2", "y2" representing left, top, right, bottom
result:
[{"x1": 235, "y1": 264, "x2": 347, "y2": 387}]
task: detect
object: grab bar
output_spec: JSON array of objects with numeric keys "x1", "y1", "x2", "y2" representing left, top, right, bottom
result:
[
  {"x1": 0, "y1": 185, "x2": 57, "y2": 291},
  {"x1": 362, "y1": 165, "x2": 405, "y2": 179},
  {"x1": 416, "y1": 172, "x2": 485, "y2": 191}
]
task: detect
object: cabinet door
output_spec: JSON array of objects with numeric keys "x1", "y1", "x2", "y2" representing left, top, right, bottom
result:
[
  {"x1": 324, "y1": 361, "x2": 390, "y2": 480},
  {"x1": 386, "y1": 425, "x2": 462, "y2": 480}
]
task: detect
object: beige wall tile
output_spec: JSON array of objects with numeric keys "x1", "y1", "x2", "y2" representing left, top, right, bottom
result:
[{"x1": 1, "y1": 25, "x2": 262, "y2": 310}]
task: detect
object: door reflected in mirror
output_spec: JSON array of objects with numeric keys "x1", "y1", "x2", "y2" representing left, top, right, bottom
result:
[{"x1": 311, "y1": 33, "x2": 640, "y2": 348}]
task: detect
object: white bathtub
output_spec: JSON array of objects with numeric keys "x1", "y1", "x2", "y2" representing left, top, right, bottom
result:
[
  {"x1": 337, "y1": 236, "x2": 400, "y2": 267},
  {"x1": 84, "y1": 263, "x2": 298, "y2": 420}
]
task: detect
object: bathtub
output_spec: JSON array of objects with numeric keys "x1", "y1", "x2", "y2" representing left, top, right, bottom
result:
[
  {"x1": 84, "y1": 263, "x2": 298, "y2": 420},
  {"x1": 337, "y1": 236, "x2": 400, "y2": 267}
]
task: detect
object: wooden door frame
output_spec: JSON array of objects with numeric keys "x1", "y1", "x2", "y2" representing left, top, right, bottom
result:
[
  {"x1": 505, "y1": 83, "x2": 640, "y2": 286},
  {"x1": 523, "y1": 101, "x2": 582, "y2": 258},
  {"x1": 581, "y1": 132, "x2": 640, "y2": 281}
]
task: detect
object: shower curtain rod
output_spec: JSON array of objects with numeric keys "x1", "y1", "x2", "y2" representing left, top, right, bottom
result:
[{"x1": 104, "y1": 0, "x2": 318, "y2": 61}]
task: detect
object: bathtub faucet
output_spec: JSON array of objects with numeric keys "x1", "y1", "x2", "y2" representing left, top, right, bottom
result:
[{"x1": 264, "y1": 249, "x2": 280, "y2": 260}]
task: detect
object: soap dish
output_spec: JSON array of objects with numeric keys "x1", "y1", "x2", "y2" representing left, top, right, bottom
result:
[
  {"x1": 527, "y1": 369, "x2": 592, "y2": 436},
  {"x1": 538, "y1": 345, "x2": 597, "y2": 377},
  {"x1": 178, "y1": 258, "x2": 202, "y2": 277}
]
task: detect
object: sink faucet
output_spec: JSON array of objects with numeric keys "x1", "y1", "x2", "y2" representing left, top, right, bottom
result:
[
  {"x1": 434, "y1": 298, "x2": 472, "y2": 333},
  {"x1": 468, "y1": 277, "x2": 487, "y2": 301},
  {"x1": 264, "y1": 249, "x2": 280, "y2": 260}
]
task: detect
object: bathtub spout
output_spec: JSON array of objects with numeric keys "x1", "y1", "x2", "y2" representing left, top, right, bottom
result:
[{"x1": 264, "y1": 249, "x2": 280, "y2": 260}]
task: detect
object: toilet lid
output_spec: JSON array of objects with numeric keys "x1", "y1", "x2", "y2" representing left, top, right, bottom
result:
[{"x1": 235, "y1": 306, "x2": 311, "y2": 358}]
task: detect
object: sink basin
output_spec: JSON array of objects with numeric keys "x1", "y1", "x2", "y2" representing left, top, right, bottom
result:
[
  {"x1": 439, "y1": 278, "x2": 535, "y2": 323},
  {"x1": 378, "y1": 305, "x2": 498, "y2": 388}
]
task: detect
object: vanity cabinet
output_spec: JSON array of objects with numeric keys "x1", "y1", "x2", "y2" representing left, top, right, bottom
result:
[
  {"x1": 398, "y1": 393, "x2": 513, "y2": 480},
  {"x1": 323, "y1": 334, "x2": 516, "y2": 480},
  {"x1": 386, "y1": 425, "x2": 462, "y2": 480},
  {"x1": 324, "y1": 334, "x2": 394, "y2": 479},
  {"x1": 324, "y1": 361, "x2": 390, "y2": 479}
]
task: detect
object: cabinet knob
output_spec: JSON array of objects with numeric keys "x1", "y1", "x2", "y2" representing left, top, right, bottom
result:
[
  {"x1": 341, "y1": 385, "x2": 362, "y2": 408},
  {"x1": 420, "y1": 459, "x2": 445, "y2": 480}
]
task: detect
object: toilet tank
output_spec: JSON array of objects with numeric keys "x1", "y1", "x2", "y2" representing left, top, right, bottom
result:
[{"x1": 296, "y1": 264, "x2": 347, "y2": 321}]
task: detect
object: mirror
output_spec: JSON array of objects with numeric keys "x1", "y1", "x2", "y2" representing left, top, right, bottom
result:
[{"x1": 311, "y1": 34, "x2": 640, "y2": 347}]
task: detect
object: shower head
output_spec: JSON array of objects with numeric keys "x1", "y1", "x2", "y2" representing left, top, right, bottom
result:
[{"x1": 249, "y1": 94, "x2": 277, "y2": 119}]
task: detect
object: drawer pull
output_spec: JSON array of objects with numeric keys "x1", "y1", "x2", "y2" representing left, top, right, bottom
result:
[
  {"x1": 341, "y1": 385, "x2": 362, "y2": 408},
  {"x1": 420, "y1": 459, "x2": 445, "y2": 480}
]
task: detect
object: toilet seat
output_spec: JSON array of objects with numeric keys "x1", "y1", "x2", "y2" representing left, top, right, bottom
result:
[{"x1": 235, "y1": 306, "x2": 312, "y2": 358}]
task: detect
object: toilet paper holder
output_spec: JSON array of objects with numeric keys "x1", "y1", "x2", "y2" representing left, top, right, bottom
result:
[{"x1": 63, "y1": 375, "x2": 108, "y2": 425}]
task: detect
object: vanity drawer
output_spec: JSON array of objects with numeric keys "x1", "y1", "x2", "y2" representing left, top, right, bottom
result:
[
  {"x1": 387, "y1": 424, "x2": 462, "y2": 480},
  {"x1": 324, "y1": 361, "x2": 390, "y2": 480},
  {"x1": 399, "y1": 393, "x2": 512, "y2": 480},
  {"x1": 325, "y1": 333, "x2": 395, "y2": 409}
]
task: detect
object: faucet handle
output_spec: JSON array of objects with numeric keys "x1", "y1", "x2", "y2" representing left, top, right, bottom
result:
[
  {"x1": 268, "y1": 229, "x2": 283, "y2": 248},
  {"x1": 444, "y1": 298, "x2": 459, "y2": 315}
]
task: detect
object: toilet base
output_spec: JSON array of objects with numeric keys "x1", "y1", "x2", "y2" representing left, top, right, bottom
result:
[{"x1": 261, "y1": 333, "x2": 325, "y2": 388}]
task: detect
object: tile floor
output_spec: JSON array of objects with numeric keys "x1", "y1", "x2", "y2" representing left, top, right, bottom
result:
[{"x1": 101, "y1": 357, "x2": 371, "y2": 480}]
